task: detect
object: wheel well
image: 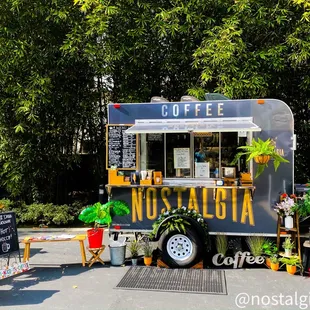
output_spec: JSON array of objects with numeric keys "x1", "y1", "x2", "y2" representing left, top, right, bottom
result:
[{"x1": 153, "y1": 214, "x2": 206, "y2": 242}]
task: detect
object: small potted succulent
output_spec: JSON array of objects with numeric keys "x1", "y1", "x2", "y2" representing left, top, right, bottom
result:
[
  {"x1": 282, "y1": 237, "x2": 295, "y2": 257},
  {"x1": 261, "y1": 239, "x2": 278, "y2": 268},
  {"x1": 79, "y1": 200, "x2": 130, "y2": 249},
  {"x1": 270, "y1": 255, "x2": 279, "y2": 271},
  {"x1": 143, "y1": 241, "x2": 153, "y2": 266},
  {"x1": 128, "y1": 240, "x2": 141, "y2": 266},
  {"x1": 279, "y1": 256, "x2": 302, "y2": 275}
]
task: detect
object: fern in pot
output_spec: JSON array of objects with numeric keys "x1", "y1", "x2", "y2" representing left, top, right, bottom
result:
[{"x1": 231, "y1": 138, "x2": 289, "y2": 178}]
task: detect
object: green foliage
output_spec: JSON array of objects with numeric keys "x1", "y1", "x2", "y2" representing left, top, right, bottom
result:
[
  {"x1": 78, "y1": 200, "x2": 130, "y2": 227},
  {"x1": 0, "y1": 0, "x2": 106, "y2": 202},
  {"x1": 261, "y1": 239, "x2": 278, "y2": 256},
  {"x1": 143, "y1": 241, "x2": 153, "y2": 257},
  {"x1": 216, "y1": 234, "x2": 228, "y2": 256},
  {"x1": 128, "y1": 240, "x2": 141, "y2": 258},
  {"x1": 282, "y1": 237, "x2": 295, "y2": 250},
  {"x1": 21, "y1": 203, "x2": 75, "y2": 226},
  {"x1": 246, "y1": 236, "x2": 266, "y2": 257},
  {"x1": 296, "y1": 183, "x2": 310, "y2": 218},
  {"x1": 270, "y1": 255, "x2": 279, "y2": 264},
  {"x1": 0, "y1": 198, "x2": 84, "y2": 226},
  {"x1": 231, "y1": 138, "x2": 289, "y2": 178},
  {"x1": 161, "y1": 217, "x2": 190, "y2": 234},
  {"x1": 151, "y1": 206, "x2": 210, "y2": 249},
  {"x1": 279, "y1": 256, "x2": 301, "y2": 267}
]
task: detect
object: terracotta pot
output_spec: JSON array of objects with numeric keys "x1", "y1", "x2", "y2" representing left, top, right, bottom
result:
[
  {"x1": 144, "y1": 256, "x2": 152, "y2": 266},
  {"x1": 265, "y1": 257, "x2": 271, "y2": 268},
  {"x1": 270, "y1": 262, "x2": 279, "y2": 271},
  {"x1": 254, "y1": 155, "x2": 270, "y2": 164},
  {"x1": 286, "y1": 265, "x2": 297, "y2": 275}
]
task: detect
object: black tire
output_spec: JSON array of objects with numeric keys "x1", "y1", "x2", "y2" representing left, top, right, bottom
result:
[{"x1": 158, "y1": 227, "x2": 204, "y2": 268}]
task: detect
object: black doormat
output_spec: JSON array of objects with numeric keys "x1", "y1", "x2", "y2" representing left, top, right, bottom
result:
[{"x1": 115, "y1": 266, "x2": 227, "y2": 295}]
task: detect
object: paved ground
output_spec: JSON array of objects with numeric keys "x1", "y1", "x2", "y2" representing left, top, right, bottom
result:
[{"x1": 0, "y1": 229, "x2": 310, "y2": 310}]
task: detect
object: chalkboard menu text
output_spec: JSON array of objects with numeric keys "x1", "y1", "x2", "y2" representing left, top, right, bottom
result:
[
  {"x1": 107, "y1": 125, "x2": 136, "y2": 169},
  {"x1": 0, "y1": 212, "x2": 19, "y2": 256}
]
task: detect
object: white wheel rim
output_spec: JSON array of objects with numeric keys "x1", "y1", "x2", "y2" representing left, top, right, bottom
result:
[{"x1": 167, "y1": 234, "x2": 193, "y2": 261}]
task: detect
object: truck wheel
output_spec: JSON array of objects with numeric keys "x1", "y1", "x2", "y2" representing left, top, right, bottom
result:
[{"x1": 158, "y1": 227, "x2": 204, "y2": 268}]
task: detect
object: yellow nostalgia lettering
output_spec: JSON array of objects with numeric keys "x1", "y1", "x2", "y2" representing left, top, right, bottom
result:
[
  {"x1": 161, "y1": 187, "x2": 172, "y2": 212},
  {"x1": 132, "y1": 188, "x2": 143, "y2": 222},
  {"x1": 202, "y1": 188, "x2": 214, "y2": 219},
  {"x1": 216, "y1": 189, "x2": 227, "y2": 220},
  {"x1": 188, "y1": 188, "x2": 200, "y2": 212},
  {"x1": 241, "y1": 189, "x2": 255, "y2": 226},
  {"x1": 232, "y1": 188, "x2": 237, "y2": 222},
  {"x1": 146, "y1": 188, "x2": 157, "y2": 220},
  {"x1": 173, "y1": 187, "x2": 187, "y2": 208}
]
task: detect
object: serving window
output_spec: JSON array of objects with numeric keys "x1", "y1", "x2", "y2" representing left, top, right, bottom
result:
[
  {"x1": 131, "y1": 117, "x2": 260, "y2": 179},
  {"x1": 139, "y1": 131, "x2": 251, "y2": 179}
]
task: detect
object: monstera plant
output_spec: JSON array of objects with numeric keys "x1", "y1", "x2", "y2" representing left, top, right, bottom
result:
[{"x1": 79, "y1": 200, "x2": 130, "y2": 248}]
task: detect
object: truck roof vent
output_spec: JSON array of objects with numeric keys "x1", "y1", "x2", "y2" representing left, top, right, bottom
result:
[
  {"x1": 150, "y1": 96, "x2": 170, "y2": 103},
  {"x1": 205, "y1": 93, "x2": 230, "y2": 100},
  {"x1": 181, "y1": 95, "x2": 199, "y2": 102}
]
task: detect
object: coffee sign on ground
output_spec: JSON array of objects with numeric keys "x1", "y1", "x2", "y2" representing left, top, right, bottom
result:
[{"x1": 0, "y1": 212, "x2": 19, "y2": 256}]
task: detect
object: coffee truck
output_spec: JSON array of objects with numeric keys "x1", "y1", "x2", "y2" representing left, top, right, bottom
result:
[{"x1": 105, "y1": 97, "x2": 294, "y2": 267}]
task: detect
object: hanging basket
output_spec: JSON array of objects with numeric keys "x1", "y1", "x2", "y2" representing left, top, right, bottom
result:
[{"x1": 254, "y1": 155, "x2": 271, "y2": 164}]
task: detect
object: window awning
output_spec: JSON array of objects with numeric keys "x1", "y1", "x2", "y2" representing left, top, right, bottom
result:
[{"x1": 125, "y1": 118, "x2": 261, "y2": 134}]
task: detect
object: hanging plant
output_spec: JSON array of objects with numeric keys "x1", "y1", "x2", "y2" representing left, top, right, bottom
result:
[{"x1": 231, "y1": 138, "x2": 289, "y2": 178}]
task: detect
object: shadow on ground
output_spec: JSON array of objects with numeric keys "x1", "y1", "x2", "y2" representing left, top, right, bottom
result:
[{"x1": 0, "y1": 263, "x2": 104, "y2": 306}]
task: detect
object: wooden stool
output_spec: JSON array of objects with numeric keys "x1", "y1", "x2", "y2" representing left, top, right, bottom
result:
[{"x1": 87, "y1": 245, "x2": 105, "y2": 267}]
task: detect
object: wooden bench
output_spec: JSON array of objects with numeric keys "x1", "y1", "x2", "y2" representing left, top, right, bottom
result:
[{"x1": 21, "y1": 234, "x2": 87, "y2": 267}]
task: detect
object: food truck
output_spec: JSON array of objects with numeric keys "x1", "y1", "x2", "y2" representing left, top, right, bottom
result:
[{"x1": 105, "y1": 97, "x2": 294, "y2": 267}]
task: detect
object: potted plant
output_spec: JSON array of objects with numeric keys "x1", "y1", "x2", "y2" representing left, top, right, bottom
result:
[
  {"x1": 246, "y1": 236, "x2": 265, "y2": 257},
  {"x1": 274, "y1": 197, "x2": 297, "y2": 229},
  {"x1": 143, "y1": 241, "x2": 153, "y2": 266},
  {"x1": 231, "y1": 138, "x2": 289, "y2": 178},
  {"x1": 270, "y1": 255, "x2": 279, "y2": 271},
  {"x1": 279, "y1": 256, "x2": 302, "y2": 275},
  {"x1": 261, "y1": 239, "x2": 278, "y2": 268},
  {"x1": 78, "y1": 200, "x2": 130, "y2": 249},
  {"x1": 282, "y1": 237, "x2": 295, "y2": 257},
  {"x1": 128, "y1": 240, "x2": 141, "y2": 266},
  {"x1": 216, "y1": 234, "x2": 228, "y2": 261}
]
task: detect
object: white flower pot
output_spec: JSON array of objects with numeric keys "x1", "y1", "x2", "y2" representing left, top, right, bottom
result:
[
  {"x1": 284, "y1": 216, "x2": 294, "y2": 229},
  {"x1": 285, "y1": 249, "x2": 292, "y2": 257}
]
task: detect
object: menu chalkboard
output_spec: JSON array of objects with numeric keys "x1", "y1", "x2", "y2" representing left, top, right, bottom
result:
[
  {"x1": 0, "y1": 212, "x2": 19, "y2": 256},
  {"x1": 107, "y1": 125, "x2": 137, "y2": 169}
]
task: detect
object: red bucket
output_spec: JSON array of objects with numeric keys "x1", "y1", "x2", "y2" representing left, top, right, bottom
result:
[{"x1": 87, "y1": 228, "x2": 104, "y2": 248}]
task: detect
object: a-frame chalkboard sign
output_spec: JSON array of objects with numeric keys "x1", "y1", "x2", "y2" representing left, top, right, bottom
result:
[{"x1": 0, "y1": 212, "x2": 20, "y2": 256}]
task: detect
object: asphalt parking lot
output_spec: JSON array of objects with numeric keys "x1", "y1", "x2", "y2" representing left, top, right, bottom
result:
[{"x1": 1, "y1": 229, "x2": 310, "y2": 310}]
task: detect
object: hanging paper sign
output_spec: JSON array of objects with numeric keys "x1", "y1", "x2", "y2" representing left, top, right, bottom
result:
[
  {"x1": 173, "y1": 148, "x2": 190, "y2": 169},
  {"x1": 195, "y1": 162, "x2": 210, "y2": 178}
]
